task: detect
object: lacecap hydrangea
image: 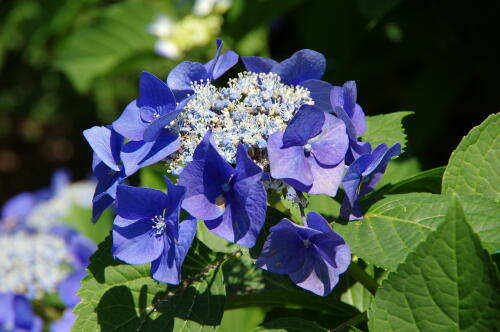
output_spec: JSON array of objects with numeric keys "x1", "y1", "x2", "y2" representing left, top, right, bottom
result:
[
  {"x1": 84, "y1": 39, "x2": 401, "y2": 296},
  {"x1": 0, "y1": 171, "x2": 97, "y2": 331}
]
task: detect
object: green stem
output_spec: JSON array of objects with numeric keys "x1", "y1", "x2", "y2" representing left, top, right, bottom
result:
[
  {"x1": 331, "y1": 311, "x2": 368, "y2": 332},
  {"x1": 347, "y1": 261, "x2": 379, "y2": 295}
]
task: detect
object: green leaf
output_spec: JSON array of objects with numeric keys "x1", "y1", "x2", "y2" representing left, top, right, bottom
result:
[
  {"x1": 368, "y1": 195, "x2": 500, "y2": 331},
  {"x1": 219, "y1": 308, "x2": 267, "y2": 332},
  {"x1": 72, "y1": 237, "x2": 226, "y2": 332},
  {"x1": 376, "y1": 166, "x2": 445, "y2": 195},
  {"x1": 376, "y1": 157, "x2": 421, "y2": 188},
  {"x1": 334, "y1": 193, "x2": 500, "y2": 271},
  {"x1": 225, "y1": 290, "x2": 359, "y2": 318},
  {"x1": 442, "y1": 113, "x2": 500, "y2": 203},
  {"x1": 362, "y1": 111, "x2": 413, "y2": 152},
  {"x1": 340, "y1": 266, "x2": 374, "y2": 312},
  {"x1": 139, "y1": 164, "x2": 169, "y2": 190},
  {"x1": 252, "y1": 318, "x2": 329, "y2": 332},
  {"x1": 55, "y1": 1, "x2": 156, "y2": 92}
]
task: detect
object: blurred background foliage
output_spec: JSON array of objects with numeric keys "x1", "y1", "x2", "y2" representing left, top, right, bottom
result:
[{"x1": 0, "y1": 0, "x2": 498, "y2": 202}]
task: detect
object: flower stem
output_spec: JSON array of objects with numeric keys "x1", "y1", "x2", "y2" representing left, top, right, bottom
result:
[
  {"x1": 331, "y1": 311, "x2": 368, "y2": 332},
  {"x1": 296, "y1": 191, "x2": 307, "y2": 225},
  {"x1": 347, "y1": 261, "x2": 379, "y2": 295}
]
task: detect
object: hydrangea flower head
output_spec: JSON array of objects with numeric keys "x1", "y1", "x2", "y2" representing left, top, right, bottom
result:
[
  {"x1": 267, "y1": 105, "x2": 349, "y2": 196},
  {"x1": 341, "y1": 143, "x2": 402, "y2": 220},
  {"x1": 112, "y1": 179, "x2": 197, "y2": 285},
  {"x1": 168, "y1": 70, "x2": 313, "y2": 172},
  {"x1": 0, "y1": 293, "x2": 42, "y2": 332},
  {"x1": 257, "y1": 212, "x2": 350, "y2": 296},
  {"x1": 178, "y1": 131, "x2": 267, "y2": 248}
]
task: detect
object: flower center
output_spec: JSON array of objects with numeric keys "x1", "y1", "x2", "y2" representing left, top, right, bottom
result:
[
  {"x1": 167, "y1": 72, "x2": 314, "y2": 172},
  {"x1": 151, "y1": 215, "x2": 167, "y2": 235},
  {"x1": 303, "y1": 239, "x2": 310, "y2": 248},
  {"x1": 303, "y1": 143, "x2": 312, "y2": 153}
]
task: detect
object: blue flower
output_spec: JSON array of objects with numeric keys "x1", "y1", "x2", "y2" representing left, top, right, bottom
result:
[
  {"x1": 166, "y1": 39, "x2": 238, "y2": 101},
  {"x1": 178, "y1": 131, "x2": 267, "y2": 248},
  {"x1": 50, "y1": 310, "x2": 75, "y2": 332},
  {"x1": 257, "y1": 212, "x2": 351, "y2": 296},
  {"x1": 112, "y1": 179, "x2": 197, "y2": 285},
  {"x1": 267, "y1": 105, "x2": 349, "y2": 196},
  {"x1": 330, "y1": 82, "x2": 371, "y2": 163},
  {"x1": 112, "y1": 71, "x2": 183, "y2": 143},
  {"x1": 84, "y1": 125, "x2": 180, "y2": 222},
  {"x1": 0, "y1": 293, "x2": 42, "y2": 332},
  {"x1": 340, "y1": 143, "x2": 401, "y2": 220}
]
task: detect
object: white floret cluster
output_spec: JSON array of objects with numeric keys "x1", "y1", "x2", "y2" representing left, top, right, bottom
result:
[
  {"x1": 26, "y1": 181, "x2": 95, "y2": 231},
  {"x1": 0, "y1": 232, "x2": 72, "y2": 298},
  {"x1": 168, "y1": 72, "x2": 313, "y2": 173}
]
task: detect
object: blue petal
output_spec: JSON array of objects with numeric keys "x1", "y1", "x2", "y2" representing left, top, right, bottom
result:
[
  {"x1": 83, "y1": 126, "x2": 123, "y2": 171},
  {"x1": 271, "y1": 49, "x2": 326, "y2": 86},
  {"x1": 91, "y1": 161, "x2": 125, "y2": 222},
  {"x1": 163, "y1": 177, "x2": 186, "y2": 241},
  {"x1": 267, "y1": 131, "x2": 313, "y2": 187},
  {"x1": 113, "y1": 100, "x2": 148, "y2": 141},
  {"x1": 205, "y1": 181, "x2": 266, "y2": 248},
  {"x1": 143, "y1": 108, "x2": 182, "y2": 142},
  {"x1": 310, "y1": 233, "x2": 350, "y2": 274},
  {"x1": 112, "y1": 217, "x2": 165, "y2": 264},
  {"x1": 342, "y1": 153, "x2": 373, "y2": 207},
  {"x1": 116, "y1": 184, "x2": 168, "y2": 220},
  {"x1": 305, "y1": 212, "x2": 331, "y2": 234},
  {"x1": 204, "y1": 39, "x2": 239, "y2": 80},
  {"x1": 235, "y1": 144, "x2": 263, "y2": 183},
  {"x1": 241, "y1": 56, "x2": 278, "y2": 73},
  {"x1": 179, "y1": 131, "x2": 235, "y2": 220},
  {"x1": 91, "y1": 192, "x2": 115, "y2": 223},
  {"x1": 57, "y1": 270, "x2": 86, "y2": 308},
  {"x1": 352, "y1": 104, "x2": 367, "y2": 136},
  {"x1": 13, "y1": 294, "x2": 35, "y2": 330},
  {"x1": 300, "y1": 79, "x2": 333, "y2": 113},
  {"x1": 1, "y1": 192, "x2": 37, "y2": 222},
  {"x1": 360, "y1": 143, "x2": 401, "y2": 195},
  {"x1": 151, "y1": 217, "x2": 197, "y2": 284},
  {"x1": 50, "y1": 310, "x2": 76, "y2": 332},
  {"x1": 282, "y1": 105, "x2": 325, "y2": 148},
  {"x1": 120, "y1": 131, "x2": 180, "y2": 176},
  {"x1": 51, "y1": 169, "x2": 70, "y2": 195},
  {"x1": 67, "y1": 232, "x2": 96, "y2": 269},
  {"x1": 310, "y1": 113, "x2": 348, "y2": 166},
  {"x1": 289, "y1": 251, "x2": 342, "y2": 296},
  {"x1": 256, "y1": 220, "x2": 306, "y2": 274},
  {"x1": 306, "y1": 159, "x2": 345, "y2": 197},
  {"x1": 137, "y1": 71, "x2": 176, "y2": 112},
  {"x1": 341, "y1": 81, "x2": 357, "y2": 118},
  {"x1": 167, "y1": 61, "x2": 208, "y2": 100},
  {"x1": 0, "y1": 293, "x2": 14, "y2": 326}
]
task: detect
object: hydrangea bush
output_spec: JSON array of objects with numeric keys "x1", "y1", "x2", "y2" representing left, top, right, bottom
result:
[{"x1": 75, "y1": 40, "x2": 500, "y2": 331}]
